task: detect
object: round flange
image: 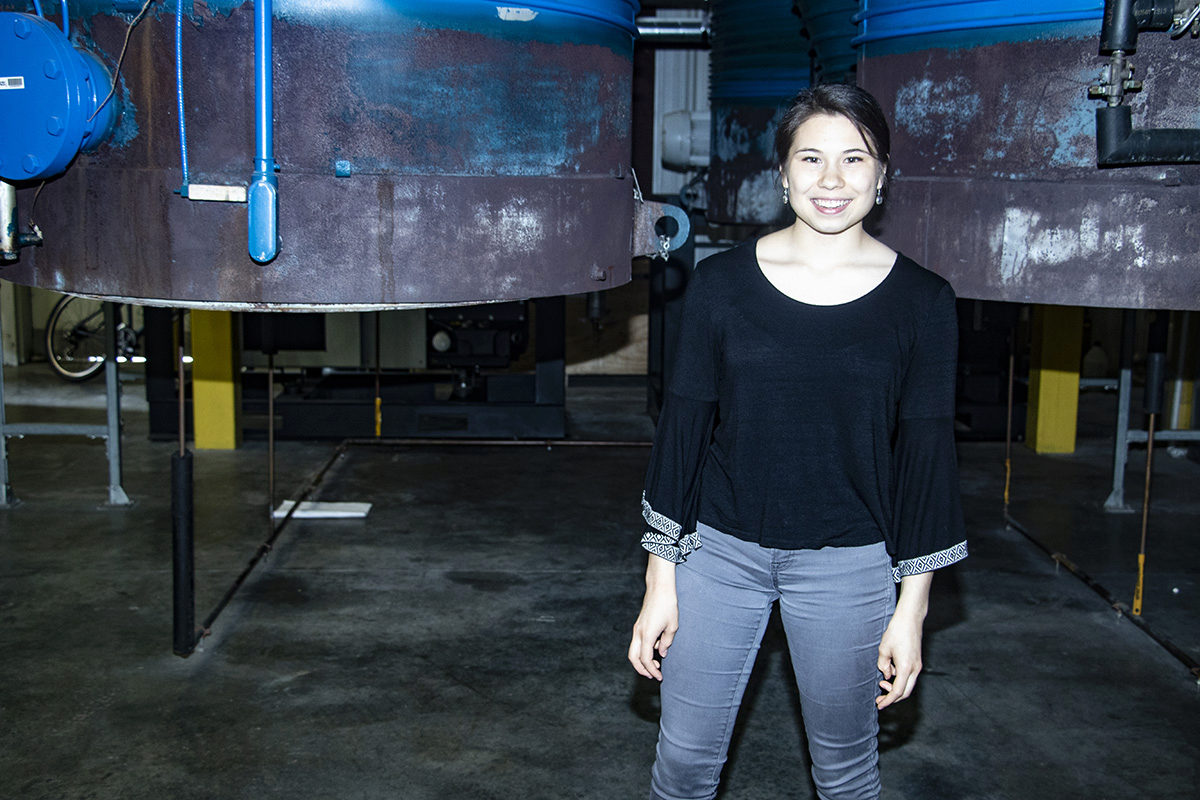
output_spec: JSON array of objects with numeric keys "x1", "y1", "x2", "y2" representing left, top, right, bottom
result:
[{"x1": 0, "y1": 12, "x2": 117, "y2": 182}]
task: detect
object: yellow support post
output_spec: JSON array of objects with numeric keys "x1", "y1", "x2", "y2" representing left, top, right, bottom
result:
[
  {"x1": 1167, "y1": 310, "x2": 1196, "y2": 430},
  {"x1": 190, "y1": 310, "x2": 241, "y2": 450},
  {"x1": 1027, "y1": 304, "x2": 1083, "y2": 454}
]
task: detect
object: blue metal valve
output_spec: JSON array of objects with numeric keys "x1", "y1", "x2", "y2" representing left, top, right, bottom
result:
[{"x1": 0, "y1": 12, "x2": 118, "y2": 182}]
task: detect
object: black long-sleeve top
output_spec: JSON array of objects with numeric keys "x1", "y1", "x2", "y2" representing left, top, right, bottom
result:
[{"x1": 641, "y1": 240, "x2": 967, "y2": 581}]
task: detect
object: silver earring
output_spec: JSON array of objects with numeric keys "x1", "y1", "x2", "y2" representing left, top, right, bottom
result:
[
  {"x1": 782, "y1": 186, "x2": 790, "y2": 205},
  {"x1": 875, "y1": 187, "x2": 883, "y2": 206}
]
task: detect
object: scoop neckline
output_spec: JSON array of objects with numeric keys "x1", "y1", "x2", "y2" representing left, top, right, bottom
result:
[{"x1": 751, "y1": 242, "x2": 901, "y2": 309}]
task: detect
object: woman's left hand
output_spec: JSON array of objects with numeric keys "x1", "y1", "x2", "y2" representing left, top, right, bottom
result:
[
  {"x1": 876, "y1": 571, "x2": 933, "y2": 709},
  {"x1": 876, "y1": 611, "x2": 923, "y2": 709}
]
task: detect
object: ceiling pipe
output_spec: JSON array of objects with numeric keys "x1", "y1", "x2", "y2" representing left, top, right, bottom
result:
[{"x1": 636, "y1": 15, "x2": 710, "y2": 42}]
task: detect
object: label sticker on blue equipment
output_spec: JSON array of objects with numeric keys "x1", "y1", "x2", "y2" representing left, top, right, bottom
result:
[{"x1": 0, "y1": 77, "x2": 25, "y2": 90}]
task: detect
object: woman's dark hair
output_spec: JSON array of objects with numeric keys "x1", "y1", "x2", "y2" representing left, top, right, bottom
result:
[{"x1": 773, "y1": 84, "x2": 891, "y2": 181}]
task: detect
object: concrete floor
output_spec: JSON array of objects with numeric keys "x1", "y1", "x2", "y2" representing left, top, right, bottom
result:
[{"x1": 1, "y1": 366, "x2": 1197, "y2": 799}]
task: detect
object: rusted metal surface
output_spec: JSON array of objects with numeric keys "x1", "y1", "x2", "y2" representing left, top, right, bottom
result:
[
  {"x1": 860, "y1": 32, "x2": 1200, "y2": 310},
  {"x1": 0, "y1": 3, "x2": 638, "y2": 308},
  {"x1": 10, "y1": 170, "x2": 635, "y2": 308},
  {"x1": 708, "y1": 105, "x2": 794, "y2": 226}
]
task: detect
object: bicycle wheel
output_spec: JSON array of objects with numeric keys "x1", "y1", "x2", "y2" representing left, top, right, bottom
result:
[{"x1": 45, "y1": 295, "x2": 108, "y2": 381}]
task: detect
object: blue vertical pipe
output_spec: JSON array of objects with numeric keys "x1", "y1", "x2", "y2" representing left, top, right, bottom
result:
[
  {"x1": 247, "y1": 0, "x2": 278, "y2": 263},
  {"x1": 176, "y1": 0, "x2": 189, "y2": 193}
]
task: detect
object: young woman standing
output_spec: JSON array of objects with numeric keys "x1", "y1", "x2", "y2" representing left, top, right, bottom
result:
[{"x1": 628, "y1": 84, "x2": 967, "y2": 800}]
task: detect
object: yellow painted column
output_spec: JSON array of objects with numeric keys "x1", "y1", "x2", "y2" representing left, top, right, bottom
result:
[
  {"x1": 1027, "y1": 304, "x2": 1083, "y2": 454},
  {"x1": 1167, "y1": 310, "x2": 1196, "y2": 430},
  {"x1": 190, "y1": 310, "x2": 241, "y2": 450}
]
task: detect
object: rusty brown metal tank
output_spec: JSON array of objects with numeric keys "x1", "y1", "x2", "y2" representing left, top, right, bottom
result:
[
  {"x1": 857, "y1": 1, "x2": 1200, "y2": 310},
  {"x1": 0, "y1": 0, "x2": 647, "y2": 309}
]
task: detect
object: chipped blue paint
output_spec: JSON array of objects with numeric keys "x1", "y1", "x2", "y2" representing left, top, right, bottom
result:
[
  {"x1": 346, "y1": 53, "x2": 617, "y2": 177},
  {"x1": 107, "y1": 82, "x2": 139, "y2": 148},
  {"x1": 895, "y1": 76, "x2": 981, "y2": 139},
  {"x1": 712, "y1": 109, "x2": 752, "y2": 162},
  {"x1": 755, "y1": 108, "x2": 784, "y2": 159},
  {"x1": 972, "y1": 65, "x2": 1098, "y2": 172}
]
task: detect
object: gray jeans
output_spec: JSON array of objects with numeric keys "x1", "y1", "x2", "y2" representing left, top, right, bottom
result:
[{"x1": 649, "y1": 523, "x2": 895, "y2": 800}]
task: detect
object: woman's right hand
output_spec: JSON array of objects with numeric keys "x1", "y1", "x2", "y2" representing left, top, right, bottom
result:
[{"x1": 628, "y1": 554, "x2": 679, "y2": 681}]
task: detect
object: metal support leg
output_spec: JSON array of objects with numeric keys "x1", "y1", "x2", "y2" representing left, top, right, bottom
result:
[
  {"x1": 0, "y1": 299, "x2": 13, "y2": 508},
  {"x1": 533, "y1": 296, "x2": 566, "y2": 407},
  {"x1": 172, "y1": 450, "x2": 196, "y2": 655},
  {"x1": 1105, "y1": 309, "x2": 1136, "y2": 512},
  {"x1": 103, "y1": 303, "x2": 132, "y2": 506}
]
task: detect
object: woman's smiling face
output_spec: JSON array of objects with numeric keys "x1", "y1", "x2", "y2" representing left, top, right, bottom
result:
[{"x1": 780, "y1": 113, "x2": 885, "y2": 237}]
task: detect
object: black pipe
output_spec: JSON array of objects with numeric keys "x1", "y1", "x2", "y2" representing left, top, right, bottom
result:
[
  {"x1": 1134, "y1": 0, "x2": 1178, "y2": 32},
  {"x1": 1102, "y1": 0, "x2": 1177, "y2": 51},
  {"x1": 1096, "y1": 106, "x2": 1200, "y2": 166},
  {"x1": 1101, "y1": 0, "x2": 1137, "y2": 52},
  {"x1": 1096, "y1": 0, "x2": 1200, "y2": 166},
  {"x1": 171, "y1": 451, "x2": 196, "y2": 656}
]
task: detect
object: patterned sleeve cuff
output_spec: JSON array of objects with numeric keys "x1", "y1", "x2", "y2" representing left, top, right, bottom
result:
[
  {"x1": 891, "y1": 540, "x2": 968, "y2": 583},
  {"x1": 640, "y1": 529, "x2": 702, "y2": 563},
  {"x1": 640, "y1": 493, "x2": 703, "y2": 563}
]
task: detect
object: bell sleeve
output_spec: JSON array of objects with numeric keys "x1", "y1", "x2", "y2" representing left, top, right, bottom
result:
[
  {"x1": 640, "y1": 267, "x2": 720, "y2": 564},
  {"x1": 890, "y1": 283, "x2": 968, "y2": 582}
]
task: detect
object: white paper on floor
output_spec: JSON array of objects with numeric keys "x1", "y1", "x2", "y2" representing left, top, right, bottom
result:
[{"x1": 272, "y1": 501, "x2": 372, "y2": 519}]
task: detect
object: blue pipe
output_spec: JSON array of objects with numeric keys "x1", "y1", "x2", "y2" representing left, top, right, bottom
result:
[
  {"x1": 176, "y1": 0, "x2": 189, "y2": 193},
  {"x1": 247, "y1": 0, "x2": 278, "y2": 263},
  {"x1": 31, "y1": 0, "x2": 44, "y2": 17},
  {"x1": 59, "y1": 0, "x2": 66, "y2": 35},
  {"x1": 852, "y1": 0, "x2": 1104, "y2": 45}
]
